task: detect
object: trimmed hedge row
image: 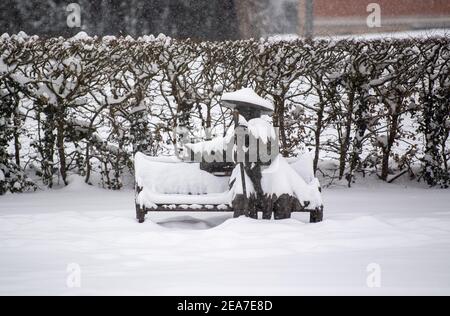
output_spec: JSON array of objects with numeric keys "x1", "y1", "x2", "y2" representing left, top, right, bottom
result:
[{"x1": 0, "y1": 33, "x2": 449, "y2": 193}]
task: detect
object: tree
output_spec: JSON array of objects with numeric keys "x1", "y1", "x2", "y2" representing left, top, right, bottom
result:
[
  {"x1": 0, "y1": 79, "x2": 30, "y2": 194},
  {"x1": 416, "y1": 39, "x2": 450, "y2": 187}
]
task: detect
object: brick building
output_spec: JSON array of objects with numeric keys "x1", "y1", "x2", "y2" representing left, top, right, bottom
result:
[
  {"x1": 235, "y1": 0, "x2": 450, "y2": 38},
  {"x1": 301, "y1": 0, "x2": 450, "y2": 36}
]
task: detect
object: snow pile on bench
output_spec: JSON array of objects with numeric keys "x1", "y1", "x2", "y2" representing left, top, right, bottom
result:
[
  {"x1": 262, "y1": 155, "x2": 322, "y2": 209},
  {"x1": 135, "y1": 152, "x2": 232, "y2": 209},
  {"x1": 289, "y1": 151, "x2": 316, "y2": 184},
  {"x1": 184, "y1": 128, "x2": 234, "y2": 157},
  {"x1": 247, "y1": 117, "x2": 277, "y2": 143}
]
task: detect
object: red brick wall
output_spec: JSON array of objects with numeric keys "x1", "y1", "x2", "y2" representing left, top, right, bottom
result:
[{"x1": 314, "y1": 0, "x2": 450, "y2": 17}]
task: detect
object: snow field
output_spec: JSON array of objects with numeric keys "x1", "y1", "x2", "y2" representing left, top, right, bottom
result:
[{"x1": 1, "y1": 177, "x2": 449, "y2": 295}]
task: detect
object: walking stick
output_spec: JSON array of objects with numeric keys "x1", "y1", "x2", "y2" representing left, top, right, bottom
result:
[{"x1": 233, "y1": 109, "x2": 248, "y2": 217}]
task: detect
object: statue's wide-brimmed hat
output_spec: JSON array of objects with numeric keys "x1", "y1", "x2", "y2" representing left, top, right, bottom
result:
[{"x1": 221, "y1": 88, "x2": 274, "y2": 118}]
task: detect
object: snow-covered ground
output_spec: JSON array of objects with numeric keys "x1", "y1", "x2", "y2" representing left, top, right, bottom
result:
[{"x1": 0, "y1": 177, "x2": 449, "y2": 296}]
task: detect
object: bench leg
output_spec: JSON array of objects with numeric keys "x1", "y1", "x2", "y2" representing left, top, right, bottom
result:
[
  {"x1": 232, "y1": 194, "x2": 247, "y2": 218},
  {"x1": 136, "y1": 204, "x2": 146, "y2": 223},
  {"x1": 309, "y1": 207, "x2": 323, "y2": 223}
]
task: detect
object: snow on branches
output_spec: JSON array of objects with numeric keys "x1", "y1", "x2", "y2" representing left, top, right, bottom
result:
[{"x1": 0, "y1": 33, "x2": 449, "y2": 193}]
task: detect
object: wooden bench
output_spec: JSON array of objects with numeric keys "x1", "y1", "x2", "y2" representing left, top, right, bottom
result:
[{"x1": 134, "y1": 153, "x2": 323, "y2": 224}]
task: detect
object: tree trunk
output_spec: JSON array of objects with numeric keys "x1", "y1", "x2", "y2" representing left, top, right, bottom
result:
[
  {"x1": 381, "y1": 112, "x2": 399, "y2": 181},
  {"x1": 85, "y1": 144, "x2": 91, "y2": 184},
  {"x1": 275, "y1": 98, "x2": 288, "y2": 157},
  {"x1": 313, "y1": 103, "x2": 324, "y2": 173},
  {"x1": 14, "y1": 128, "x2": 20, "y2": 167},
  {"x1": 13, "y1": 97, "x2": 21, "y2": 167},
  {"x1": 235, "y1": 0, "x2": 257, "y2": 38},
  {"x1": 339, "y1": 91, "x2": 355, "y2": 179},
  {"x1": 56, "y1": 117, "x2": 68, "y2": 186},
  {"x1": 380, "y1": 149, "x2": 390, "y2": 181},
  {"x1": 442, "y1": 136, "x2": 448, "y2": 172}
]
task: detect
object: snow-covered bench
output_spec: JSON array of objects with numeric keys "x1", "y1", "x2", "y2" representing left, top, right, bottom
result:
[{"x1": 135, "y1": 151, "x2": 323, "y2": 223}]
